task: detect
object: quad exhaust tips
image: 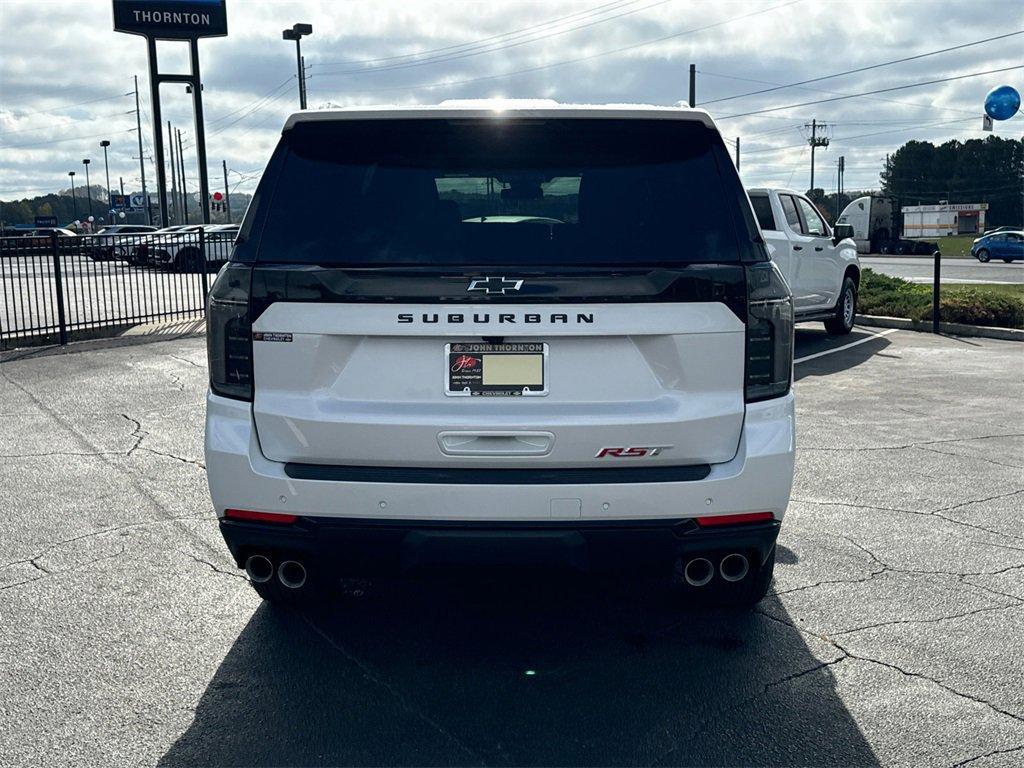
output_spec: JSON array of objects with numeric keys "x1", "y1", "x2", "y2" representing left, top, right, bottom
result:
[
  {"x1": 683, "y1": 557, "x2": 715, "y2": 587},
  {"x1": 277, "y1": 560, "x2": 307, "y2": 590},
  {"x1": 244, "y1": 554, "x2": 274, "y2": 584},
  {"x1": 719, "y1": 553, "x2": 750, "y2": 583}
]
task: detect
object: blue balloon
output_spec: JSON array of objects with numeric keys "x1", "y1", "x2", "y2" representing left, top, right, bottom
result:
[{"x1": 984, "y1": 85, "x2": 1021, "y2": 121}]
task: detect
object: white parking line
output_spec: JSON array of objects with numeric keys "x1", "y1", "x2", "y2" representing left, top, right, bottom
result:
[{"x1": 795, "y1": 328, "x2": 898, "y2": 364}]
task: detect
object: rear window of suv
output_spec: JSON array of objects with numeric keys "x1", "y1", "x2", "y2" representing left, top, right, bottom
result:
[{"x1": 252, "y1": 118, "x2": 757, "y2": 267}]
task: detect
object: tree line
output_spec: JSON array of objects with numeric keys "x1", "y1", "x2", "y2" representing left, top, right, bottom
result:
[
  {"x1": 1, "y1": 190, "x2": 249, "y2": 228},
  {"x1": 880, "y1": 135, "x2": 1022, "y2": 227}
]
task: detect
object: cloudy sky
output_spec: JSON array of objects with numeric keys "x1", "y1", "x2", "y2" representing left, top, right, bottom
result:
[{"x1": 1, "y1": 0, "x2": 1021, "y2": 202}]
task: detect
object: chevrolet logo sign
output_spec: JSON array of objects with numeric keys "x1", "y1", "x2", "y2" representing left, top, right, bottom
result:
[{"x1": 467, "y1": 276, "x2": 524, "y2": 295}]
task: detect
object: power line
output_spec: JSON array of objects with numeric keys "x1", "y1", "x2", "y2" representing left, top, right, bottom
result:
[
  {"x1": 316, "y1": 0, "x2": 642, "y2": 68},
  {"x1": 718, "y1": 65, "x2": 1024, "y2": 119},
  {"x1": 702, "y1": 31, "x2": 1023, "y2": 106},
  {"x1": 1, "y1": 127, "x2": 135, "y2": 150},
  {"x1": 739, "y1": 117, "x2": 981, "y2": 157},
  {"x1": 206, "y1": 75, "x2": 297, "y2": 126},
  {"x1": 209, "y1": 83, "x2": 296, "y2": 136},
  {"x1": 1, "y1": 92, "x2": 132, "y2": 119},
  {"x1": 0, "y1": 110, "x2": 135, "y2": 136},
  {"x1": 311, "y1": 0, "x2": 801, "y2": 91},
  {"x1": 698, "y1": 69, "x2": 979, "y2": 116},
  {"x1": 315, "y1": 0, "x2": 676, "y2": 75}
]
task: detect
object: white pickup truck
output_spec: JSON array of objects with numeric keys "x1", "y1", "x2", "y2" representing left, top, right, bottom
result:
[{"x1": 747, "y1": 188, "x2": 860, "y2": 335}]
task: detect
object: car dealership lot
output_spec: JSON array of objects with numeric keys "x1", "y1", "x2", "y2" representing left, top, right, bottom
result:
[{"x1": 1, "y1": 327, "x2": 1022, "y2": 767}]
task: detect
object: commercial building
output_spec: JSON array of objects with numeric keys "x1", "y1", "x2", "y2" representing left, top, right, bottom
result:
[{"x1": 901, "y1": 202, "x2": 988, "y2": 237}]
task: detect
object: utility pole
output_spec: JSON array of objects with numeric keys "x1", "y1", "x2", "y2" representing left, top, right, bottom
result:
[
  {"x1": 837, "y1": 155, "x2": 845, "y2": 218},
  {"x1": 688, "y1": 63, "x2": 696, "y2": 108},
  {"x1": 82, "y1": 158, "x2": 94, "y2": 221},
  {"x1": 301, "y1": 55, "x2": 307, "y2": 107},
  {"x1": 805, "y1": 119, "x2": 830, "y2": 193},
  {"x1": 222, "y1": 159, "x2": 231, "y2": 222},
  {"x1": 735, "y1": 136, "x2": 741, "y2": 170},
  {"x1": 835, "y1": 158, "x2": 840, "y2": 218},
  {"x1": 133, "y1": 75, "x2": 151, "y2": 225},
  {"x1": 68, "y1": 171, "x2": 78, "y2": 221},
  {"x1": 168, "y1": 120, "x2": 179, "y2": 225},
  {"x1": 100, "y1": 140, "x2": 112, "y2": 214},
  {"x1": 177, "y1": 128, "x2": 189, "y2": 224}
]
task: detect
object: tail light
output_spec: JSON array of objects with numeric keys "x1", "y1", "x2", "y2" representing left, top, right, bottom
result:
[
  {"x1": 207, "y1": 263, "x2": 253, "y2": 401},
  {"x1": 744, "y1": 261, "x2": 793, "y2": 402}
]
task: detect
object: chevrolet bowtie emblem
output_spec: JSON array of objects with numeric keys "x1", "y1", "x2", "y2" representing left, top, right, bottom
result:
[{"x1": 467, "y1": 276, "x2": 525, "y2": 295}]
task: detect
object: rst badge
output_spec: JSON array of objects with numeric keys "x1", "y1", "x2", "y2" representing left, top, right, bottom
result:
[{"x1": 595, "y1": 445, "x2": 673, "y2": 458}]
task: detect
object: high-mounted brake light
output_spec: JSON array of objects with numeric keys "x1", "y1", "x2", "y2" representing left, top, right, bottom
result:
[
  {"x1": 224, "y1": 509, "x2": 297, "y2": 524},
  {"x1": 696, "y1": 512, "x2": 775, "y2": 527}
]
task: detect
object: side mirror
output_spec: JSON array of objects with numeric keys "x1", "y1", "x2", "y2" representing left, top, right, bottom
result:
[{"x1": 833, "y1": 224, "x2": 854, "y2": 245}]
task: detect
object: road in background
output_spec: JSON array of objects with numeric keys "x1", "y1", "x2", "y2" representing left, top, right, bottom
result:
[
  {"x1": 862, "y1": 255, "x2": 1023, "y2": 284},
  {"x1": 1, "y1": 327, "x2": 1022, "y2": 766}
]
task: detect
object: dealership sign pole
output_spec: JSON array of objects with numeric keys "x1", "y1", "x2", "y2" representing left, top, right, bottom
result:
[{"x1": 112, "y1": 0, "x2": 227, "y2": 226}]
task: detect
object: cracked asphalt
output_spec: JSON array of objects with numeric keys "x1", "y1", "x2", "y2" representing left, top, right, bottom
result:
[{"x1": 1, "y1": 326, "x2": 1022, "y2": 767}]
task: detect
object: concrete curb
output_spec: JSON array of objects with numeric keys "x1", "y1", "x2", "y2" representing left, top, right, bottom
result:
[{"x1": 857, "y1": 314, "x2": 1024, "y2": 342}]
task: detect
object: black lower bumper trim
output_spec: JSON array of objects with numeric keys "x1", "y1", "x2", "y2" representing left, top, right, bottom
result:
[
  {"x1": 219, "y1": 517, "x2": 780, "y2": 577},
  {"x1": 283, "y1": 463, "x2": 712, "y2": 484}
]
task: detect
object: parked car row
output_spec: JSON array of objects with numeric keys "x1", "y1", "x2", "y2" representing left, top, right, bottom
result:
[
  {"x1": 123, "y1": 224, "x2": 240, "y2": 272},
  {"x1": 0, "y1": 223, "x2": 239, "y2": 272},
  {"x1": 87, "y1": 224, "x2": 160, "y2": 261}
]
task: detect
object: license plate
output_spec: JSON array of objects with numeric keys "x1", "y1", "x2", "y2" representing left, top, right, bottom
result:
[{"x1": 446, "y1": 343, "x2": 548, "y2": 397}]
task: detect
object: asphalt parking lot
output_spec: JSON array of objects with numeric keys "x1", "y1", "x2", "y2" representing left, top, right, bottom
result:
[{"x1": 1, "y1": 325, "x2": 1022, "y2": 767}]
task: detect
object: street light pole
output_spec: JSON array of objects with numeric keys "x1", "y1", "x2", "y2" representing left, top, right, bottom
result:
[
  {"x1": 68, "y1": 171, "x2": 78, "y2": 221},
  {"x1": 82, "y1": 159, "x2": 93, "y2": 221},
  {"x1": 100, "y1": 140, "x2": 112, "y2": 215},
  {"x1": 282, "y1": 24, "x2": 312, "y2": 110}
]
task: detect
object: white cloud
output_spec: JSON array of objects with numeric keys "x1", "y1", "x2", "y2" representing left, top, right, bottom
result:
[{"x1": 1, "y1": 0, "x2": 1021, "y2": 201}]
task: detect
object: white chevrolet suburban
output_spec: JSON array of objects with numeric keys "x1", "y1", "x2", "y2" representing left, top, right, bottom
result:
[
  {"x1": 204, "y1": 102, "x2": 796, "y2": 608},
  {"x1": 747, "y1": 188, "x2": 860, "y2": 335}
]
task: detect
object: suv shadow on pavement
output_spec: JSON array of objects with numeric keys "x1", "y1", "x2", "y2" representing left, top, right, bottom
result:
[
  {"x1": 794, "y1": 327, "x2": 893, "y2": 383},
  {"x1": 159, "y1": 575, "x2": 878, "y2": 767}
]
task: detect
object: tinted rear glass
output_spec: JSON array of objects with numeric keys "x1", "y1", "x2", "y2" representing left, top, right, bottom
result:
[{"x1": 256, "y1": 119, "x2": 751, "y2": 266}]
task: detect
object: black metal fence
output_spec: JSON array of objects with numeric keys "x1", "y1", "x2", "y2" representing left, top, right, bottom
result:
[{"x1": 0, "y1": 230, "x2": 233, "y2": 350}]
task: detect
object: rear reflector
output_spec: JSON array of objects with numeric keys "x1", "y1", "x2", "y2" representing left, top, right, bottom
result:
[
  {"x1": 696, "y1": 512, "x2": 775, "y2": 527},
  {"x1": 224, "y1": 509, "x2": 298, "y2": 524}
]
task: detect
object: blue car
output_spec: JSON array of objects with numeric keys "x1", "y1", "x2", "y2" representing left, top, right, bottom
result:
[{"x1": 971, "y1": 230, "x2": 1024, "y2": 263}]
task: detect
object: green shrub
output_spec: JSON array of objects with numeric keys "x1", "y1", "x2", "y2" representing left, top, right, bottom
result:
[{"x1": 858, "y1": 268, "x2": 1024, "y2": 329}]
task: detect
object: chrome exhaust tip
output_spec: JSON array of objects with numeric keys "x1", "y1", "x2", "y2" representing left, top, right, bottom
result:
[
  {"x1": 244, "y1": 554, "x2": 274, "y2": 584},
  {"x1": 719, "y1": 553, "x2": 750, "y2": 583},
  {"x1": 277, "y1": 560, "x2": 307, "y2": 590},
  {"x1": 683, "y1": 557, "x2": 715, "y2": 587}
]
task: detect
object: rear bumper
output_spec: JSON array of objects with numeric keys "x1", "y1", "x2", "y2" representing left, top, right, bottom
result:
[
  {"x1": 219, "y1": 515, "x2": 781, "y2": 576},
  {"x1": 206, "y1": 389, "x2": 794, "y2": 574}
]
